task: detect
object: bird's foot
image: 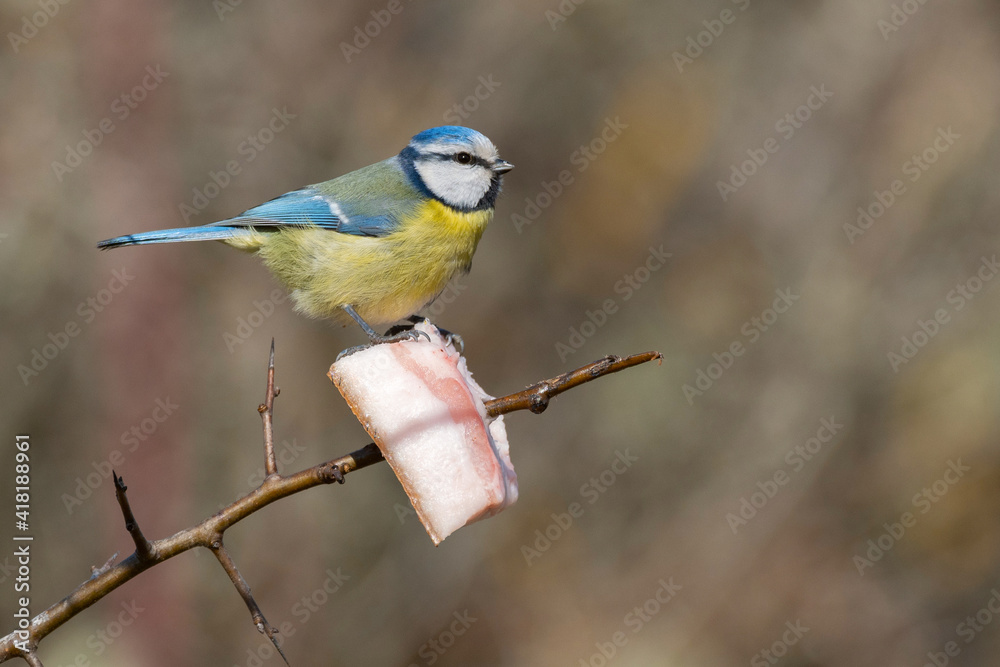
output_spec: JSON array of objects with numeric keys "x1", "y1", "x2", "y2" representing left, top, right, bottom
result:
[
  {"x1": 335, "y1": 328, "x2": 430, "y2": 362},
  {"x1": 401, "y1": 317, "x2": 464, "y2": 353},
  {"x1": 374, "y1": 328, "x2": 431, "y2": 345}
]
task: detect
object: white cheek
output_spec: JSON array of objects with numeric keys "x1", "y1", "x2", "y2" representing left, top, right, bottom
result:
[{"x1": 415, "y1": 161, "x2": 491, "y2": 210}]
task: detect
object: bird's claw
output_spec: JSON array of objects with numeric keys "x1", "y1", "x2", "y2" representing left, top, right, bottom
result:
[
  {"x1": 406, "y1": 316, "x2": 464, "y2": 352},
  {"x1": 444, "y1": 332, "x2": 464, "y2": 354},
  {"x1": 390, "y1": 329, "x2": 430, "y2": 345}
]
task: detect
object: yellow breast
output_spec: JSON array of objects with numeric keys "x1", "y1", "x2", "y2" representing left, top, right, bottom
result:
[{"x1": 250, "y1": 199, "x2": 493, "y2": 325}]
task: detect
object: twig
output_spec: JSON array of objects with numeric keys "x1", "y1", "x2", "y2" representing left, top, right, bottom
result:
[
  {"x1": 0, "y1": 347, "x2": 662, "y2": 665},
  {"x1": 485, "y1": 351, "x2": 663, "y2": 416},
  {"x1": 0, "y1": 443, "x2": 389, "y2": 664},
  {"x1": 113, "y1": 472, "x2": 153, "y2": 560},
  {"x1": 17, "y1": 654, "x2": 41, "y2": 667},
  {"x1": 259, "y1": 339, "x2": 279, "y2": 477},
  {"x1": 211, "y1": 539, "x2": 289, "y2": 666}
]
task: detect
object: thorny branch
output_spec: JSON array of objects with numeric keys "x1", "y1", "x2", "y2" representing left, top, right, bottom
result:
[
  {"x1": 0, "y1": 347, "x2": 662, "y2": 666},
  {"x1": 211, "y1": 539, "x2": 290, "y2": 666},
  {"x1": 113, "y1": 472, "x2": 153, "y2": 560}
]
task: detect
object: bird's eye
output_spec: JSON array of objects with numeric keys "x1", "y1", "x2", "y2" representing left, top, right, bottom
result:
[{"x1": 455, "y1": 152, "x2": 472, "y2": 164}]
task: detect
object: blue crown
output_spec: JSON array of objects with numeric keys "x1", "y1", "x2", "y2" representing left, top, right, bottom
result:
[{"x1": 409, "y1": 126, "x2": 484, "y2": 146}]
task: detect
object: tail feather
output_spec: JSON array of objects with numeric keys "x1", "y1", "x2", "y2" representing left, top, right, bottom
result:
[{"x1": 97, "y1": 226, "x2": 244, "y2": 250}]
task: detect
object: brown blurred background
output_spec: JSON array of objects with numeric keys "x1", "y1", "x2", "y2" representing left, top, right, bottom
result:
[{"x1": 3, "y1": 0, "x2": 1000, "y2": 665}]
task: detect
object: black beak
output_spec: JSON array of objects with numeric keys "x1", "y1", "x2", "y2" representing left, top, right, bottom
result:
[{"x1": 493, "y1": 160, "x2": 514, "y2": 174}]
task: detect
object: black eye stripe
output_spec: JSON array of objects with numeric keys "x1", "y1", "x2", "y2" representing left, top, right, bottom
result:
[{"x1": 429, "y1": 152, "x2": 490, "y2": 168}]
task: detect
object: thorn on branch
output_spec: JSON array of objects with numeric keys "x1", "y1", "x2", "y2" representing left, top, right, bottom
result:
[
  {"x1": 211, "y1": 539, "x2": 289, "y2": 666},
  {"x1": 261, "y1": 338, "x2": 279, "y2": 477},
  {"x1": 113, "y1": 472, "x2": 153, "y2": 561},
  {"x1": 90, "y1": 552, "x2": 119, "y2": 579}
]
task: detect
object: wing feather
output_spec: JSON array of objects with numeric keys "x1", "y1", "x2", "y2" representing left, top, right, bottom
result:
[{"x1": 212, "y1": 186, "x2": 397, "y2": 238}]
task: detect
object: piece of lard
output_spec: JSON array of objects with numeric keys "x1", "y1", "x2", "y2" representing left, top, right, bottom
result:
[{"x1": 328, "y1": 321, "x2": 517, "y2": 544}]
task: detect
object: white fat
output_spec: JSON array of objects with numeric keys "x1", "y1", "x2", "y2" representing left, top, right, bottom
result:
[{"x1": 329, "y1": 321, "x2": 517, "y2": 544}]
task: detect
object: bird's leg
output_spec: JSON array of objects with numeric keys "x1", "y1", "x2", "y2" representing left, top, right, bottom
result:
[{"x1": 337, "y1": 305, "x2": 430, "y2": 361}]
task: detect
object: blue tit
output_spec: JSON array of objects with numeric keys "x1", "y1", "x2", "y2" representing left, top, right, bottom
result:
[{"x1": 98, "y1": 126, "x2": 513, "y2": 346}]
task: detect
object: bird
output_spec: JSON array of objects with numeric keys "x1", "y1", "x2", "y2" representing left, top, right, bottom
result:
[{"x1": 98, "y1": 126, "x2": 513, "y2": 351}]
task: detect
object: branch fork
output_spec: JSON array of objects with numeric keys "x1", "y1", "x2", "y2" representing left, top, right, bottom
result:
[{"x1": 0, "y1": 344, "x2": 661, "y2": 665}]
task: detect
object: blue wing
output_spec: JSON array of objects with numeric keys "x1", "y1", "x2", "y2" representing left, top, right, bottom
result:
[
  {"x1": 98, "y1": 160, "x2": 412, "y2": 250},
  {"x1": 212, "y1": 187, "x2": 396, "y2": 238}
]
